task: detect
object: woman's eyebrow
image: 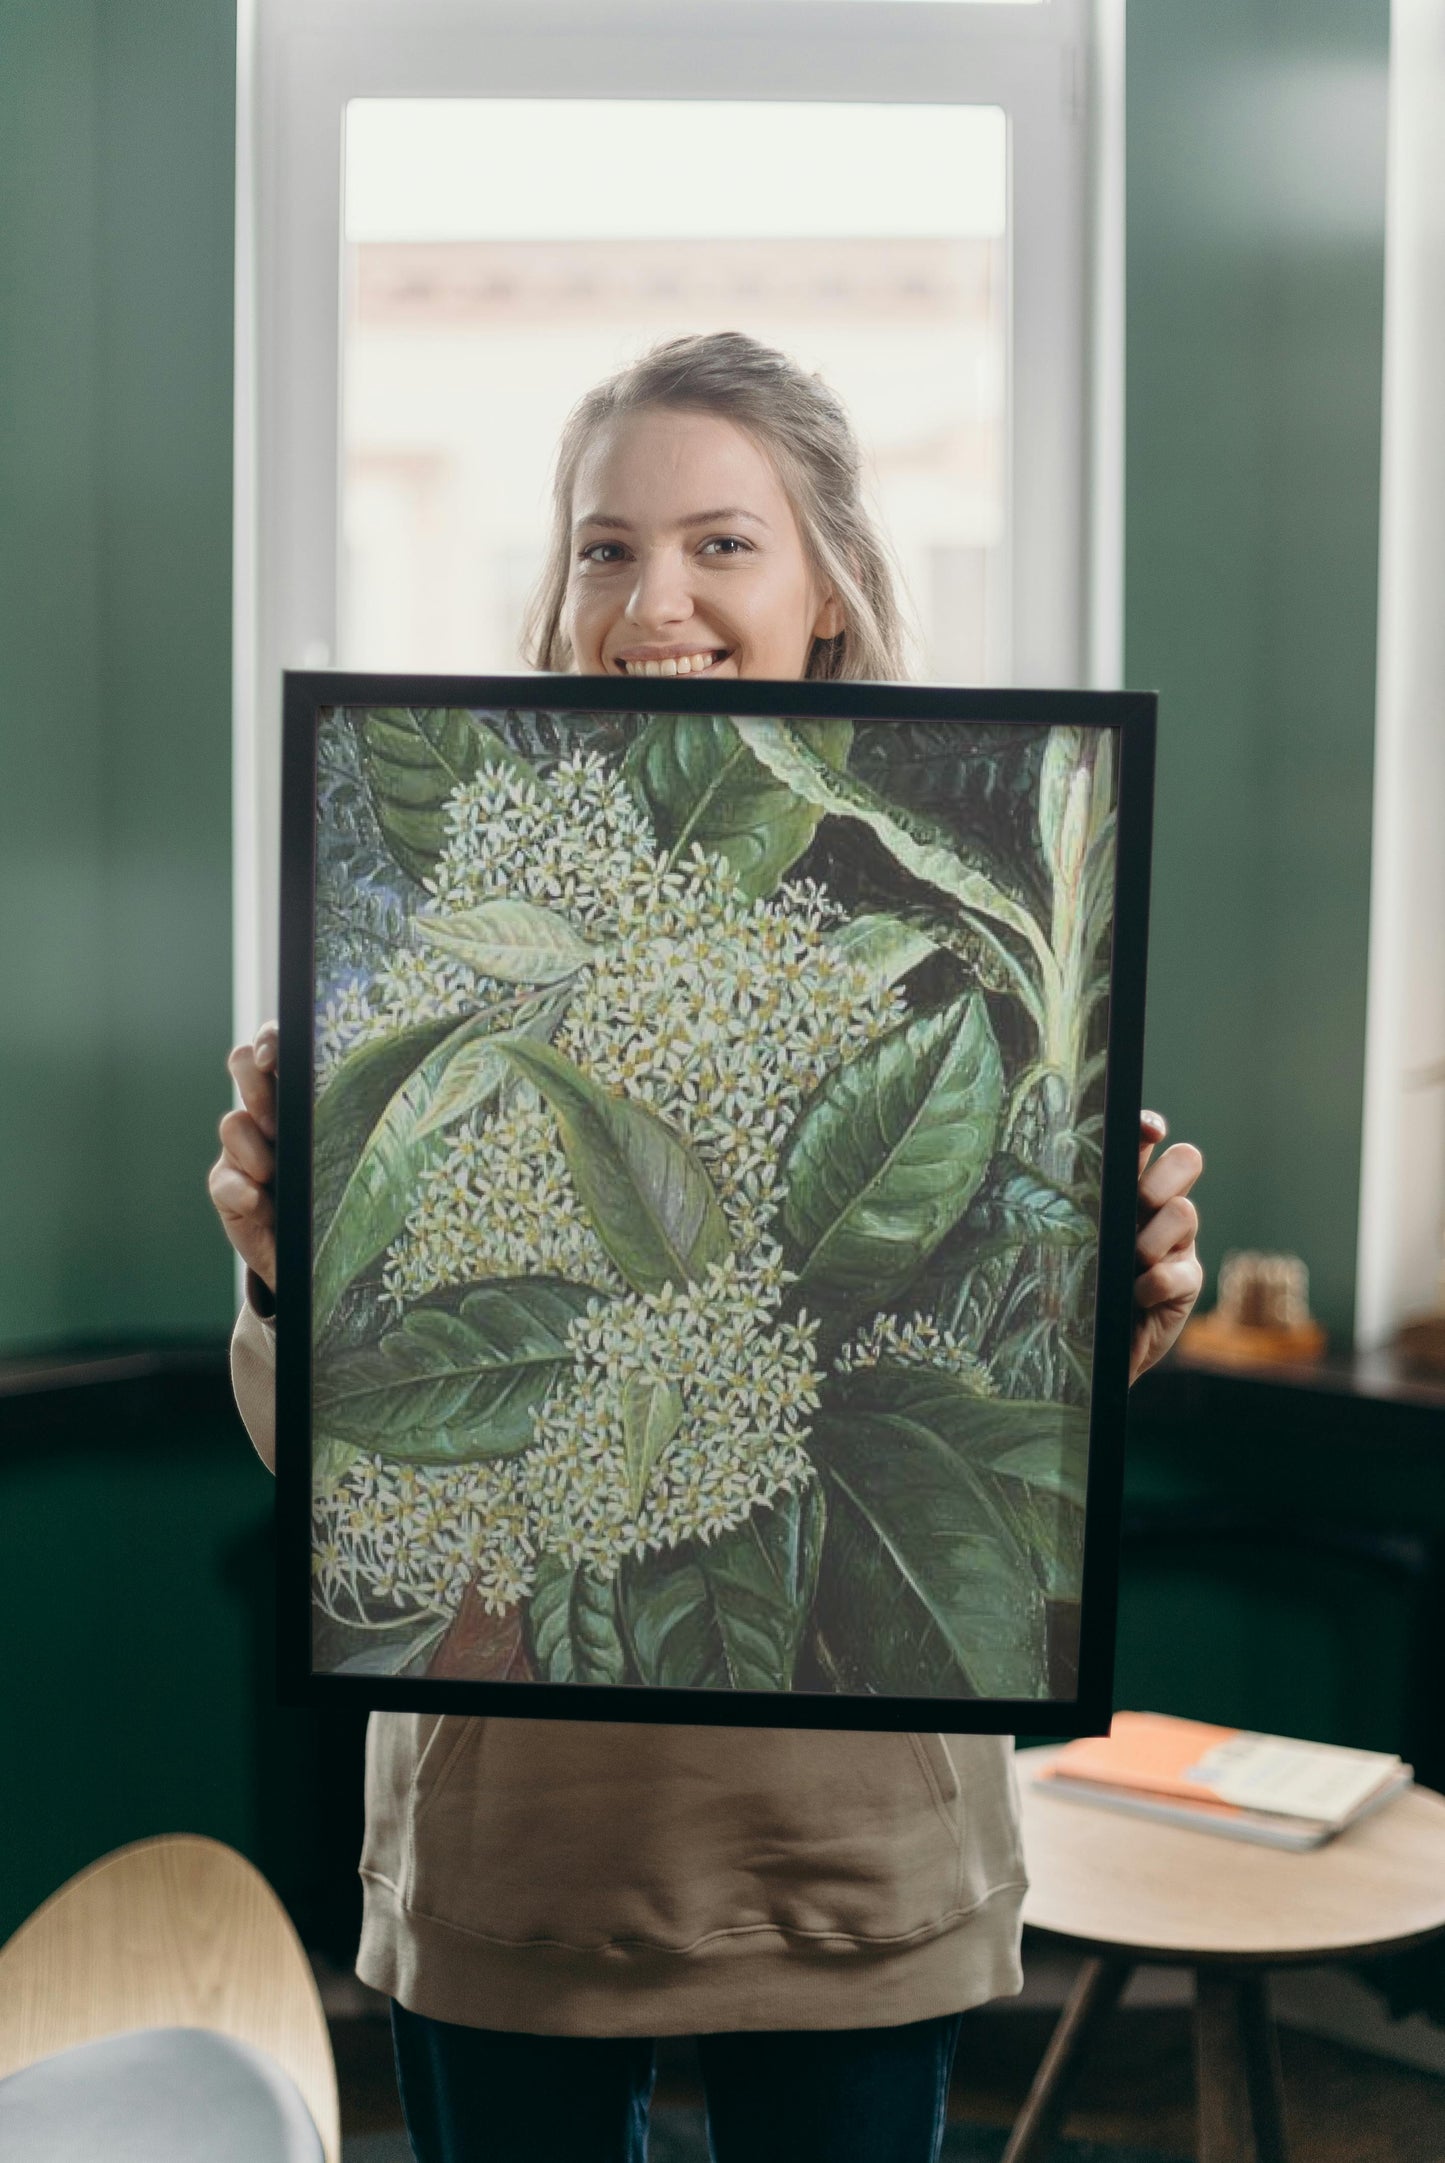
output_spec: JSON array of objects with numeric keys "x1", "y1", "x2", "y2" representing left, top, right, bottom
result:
[
  {"x1": 678, "y1": 508, "x2": 771, "y2": 531},
  {"x1": 573, "y1": 507, "x2": 771, "y2": 534}
]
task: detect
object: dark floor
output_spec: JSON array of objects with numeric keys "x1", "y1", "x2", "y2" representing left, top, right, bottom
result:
[{"x1": 332, "y1": 2000, "x2": 1445, "y2": 2162}]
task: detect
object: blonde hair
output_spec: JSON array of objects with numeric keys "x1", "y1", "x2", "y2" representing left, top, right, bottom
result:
[{"x1": 522, "y1": 331, "x2": 914, "y2": 682}]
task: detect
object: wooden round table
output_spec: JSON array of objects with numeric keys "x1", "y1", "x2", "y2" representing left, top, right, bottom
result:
[{"x1": 1007, "y1": 1743, "x2": 1445, "y2": 2163}]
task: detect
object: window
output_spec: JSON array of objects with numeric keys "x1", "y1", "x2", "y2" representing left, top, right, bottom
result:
[
  {"x1": 340, "y1": 98, "x2": 1008, "y2": 681},
  {"x1": 236, "y1": 0, "x2": 1119, "y2": 1023}
]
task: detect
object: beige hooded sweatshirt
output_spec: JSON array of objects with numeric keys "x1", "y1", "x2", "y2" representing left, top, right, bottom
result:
[{"x1": 232, "y1": 1286, "x2": 1029, "y2": 2036}]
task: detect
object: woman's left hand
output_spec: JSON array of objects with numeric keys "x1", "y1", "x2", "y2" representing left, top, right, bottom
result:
[{"x1": 1130, "y1": 1112, "x2": 1204, "y2": 1384}]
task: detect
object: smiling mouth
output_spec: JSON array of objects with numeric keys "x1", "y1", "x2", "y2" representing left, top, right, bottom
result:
[{"x1": 615, "y1": 649, "x2": 732, "y2": 678}]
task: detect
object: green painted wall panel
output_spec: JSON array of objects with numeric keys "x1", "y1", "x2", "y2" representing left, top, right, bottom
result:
[
  {"x1": 0, "y1": 0, "x2": 236, "y2": 1354},
  {"x1": 1127, "y1": 0, "x2": 1389, "y2": 1340},
  {"x1": 0, "y1": 4, "x2": 111, "y2": 1343},
  {"x1": 0, "y1": 1423, "x2": 272, "y2": 1941},
  {"x1": 93, "y1": 3, "x2": 238, "y2": 1337}
]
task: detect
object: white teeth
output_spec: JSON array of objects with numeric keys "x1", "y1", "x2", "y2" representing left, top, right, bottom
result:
[{"x1": 621, "y1": 651, "x2": 722, "y2": 676}]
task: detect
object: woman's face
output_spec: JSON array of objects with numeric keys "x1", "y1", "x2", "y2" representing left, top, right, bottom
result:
[{"x1": 562, "y1": 407, "x2": 843, "y2": 681}]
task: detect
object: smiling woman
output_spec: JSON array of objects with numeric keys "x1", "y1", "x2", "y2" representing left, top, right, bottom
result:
[
  {"x1": 567, "y1": 412, "x2": 842, "y2": 682},
  {"x1": 523, "y1": 332, "x2": 909, "y2": 684},
  {"x1": 214, "y1": 359, "x2": 1197, "y2": 2163}
]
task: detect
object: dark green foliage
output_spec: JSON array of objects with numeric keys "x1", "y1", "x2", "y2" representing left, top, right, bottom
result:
[
  {"x1": 356, "y1": 706, "x2": 537, "y2": 886},
  {"x1": 811, "y1": 1368, "x2": 1050, "y2": 1699},
  {"x1": 947, "y1": 1152, "x2": 1096, "y2": 1269},
  {"x1": 311, "y1": 707, "x2": 1117, "y2": 1705},
  {"x1": 313, "y1": 1279, "x2": 598, "y2": 1464},
  {"x1": 780, "y1": 993, "x2": 1003, "y2": 1309},
  {"x1": 626, "y1": 713, "x2": 852, "y2": 897},
  {"x1": 621, "y1": 1483, "x2": 826, "y2": 1692},
  {"x1": 495, "y1": 1037, "x2": 732, "y2": 1294},
  {"x1": 528, "y1": 1558, "x2": 628, "y2": 1686},
  {"x1": 312, "y1": 1016, "x2": 468, "y2": 1332}
]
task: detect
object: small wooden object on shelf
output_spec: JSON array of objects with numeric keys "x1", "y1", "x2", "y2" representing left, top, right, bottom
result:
[
  {"x1": 1396, "y1": 1309, "x2": 1445, "y2": 1377},
  {"x1": 1178, "y1": 1250, "x2": 1327, "y2": 1370}
]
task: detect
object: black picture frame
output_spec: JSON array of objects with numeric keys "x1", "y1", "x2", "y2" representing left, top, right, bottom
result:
[{"x1": 277, "y1": 672, "x2": 1155, "y2": 1734}]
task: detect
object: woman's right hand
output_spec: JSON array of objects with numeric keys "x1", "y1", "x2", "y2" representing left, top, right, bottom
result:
[{"x1": 209, "y1": 1020, "x2": 279, "y2": 1295}]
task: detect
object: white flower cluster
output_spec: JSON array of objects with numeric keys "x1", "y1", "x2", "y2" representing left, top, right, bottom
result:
[
  {"x1": 428, "y1": 754, "x2": 664, "y2": 932},
  {"x1": 557, "y1": 872, "x2": 887, "y2": 1249},
  {"x1": 527, "y1": 1244, "x2": 822, "y2": 1581},
  {"x1": 836, "y1": 1311, "x2": 997, "y2": 1395},
  {"x1": 316, "y1": 950, "x2": 479, "y2": 1089},
  {"x1": 380, "y1": 1104, "x2": 619, "y2": 1313},
  {"x1": 313, "y1": 1454, "x2": 533, "y2": 1623},
  {"x1": 316, "y1": 742, "x2": 906, "y2": 1622}
]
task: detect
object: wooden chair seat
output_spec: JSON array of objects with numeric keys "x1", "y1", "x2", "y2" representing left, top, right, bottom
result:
[{"x1": 0, "y1": 1834, "x2": 340, "y2": 2163}]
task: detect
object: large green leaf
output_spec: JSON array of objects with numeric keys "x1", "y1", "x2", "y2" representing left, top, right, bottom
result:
[
  {"x1": 415, "y1": 898, "x2": 597, "y2": 984},
  {"x1": 313, "y1": 991, "x2": 573, "y2": 1330},
  {"x1": 621, "y1": 1482, "x2": 825, "y2": 1692},
  {"x1": 975, "y1": 1409, "x2": 1089, "y2": 1603},
  {"x1": 731, "y1": 718, "x2": 1050, "y2": 977},
  {"x1": 411, "y1": 985, "x2": 573, "y2": 1141},
  {"x1": 355, "y1": 706, "x2": 538, "y2": 885},
  {"x1": 313, "y1": 1015, "x2": 469, "y2": 1333},
  {"x1": 312, "y1": 1278, "x2": 595, "y2": 1463},
  {"x1": 810, "y1": 1370, "x2": 1049, "y2": 1698},
  {"x1": 313, "y1": 1434, "x2": 361, "y2": 1486},
  {"x1": 1039, "y1": 727, "x2": 1090, "y2": 887},
  {"x1": 528, "y1": 1556, "x2": 627, "y2": 1685},
  {"x1": 949, "y1": 1152, "x2": 1096, "y2": 1270},
  {"x1": 494, "y1": 1037, "x2": 731, "y2": 1294},
  {"x1": 625, "y1": 713, "x2": 852, "y2": 898},
  {"x1": 832, "y1": 1365, "x2": 1089, "y2": 1604},
  {"x1": 312, "y1": 1607, "x2": 450, "y2": 1678},
  {"x1": 825, "y1": 912, "x2": 937, "y2": 991},
  {"x1": 620, "y1": 1373, "x2": 686, "y2": 1515},
  {"x1": 837, "y1": 1365, "x2": 1089, "y2": 1505},
  {"x1": 780, "y1": 992, "x2": 1004, "y2": 1309}
]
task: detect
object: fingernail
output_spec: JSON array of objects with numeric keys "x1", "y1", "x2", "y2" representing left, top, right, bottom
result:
[{"x1": 1142, "y1": 1109, "x2": 1167, "y2": 1135}]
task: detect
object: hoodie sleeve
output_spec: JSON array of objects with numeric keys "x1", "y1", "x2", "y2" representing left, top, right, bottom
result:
[{"x1": 229, "y1": 1269, "x2": 278, "y2": 1475}]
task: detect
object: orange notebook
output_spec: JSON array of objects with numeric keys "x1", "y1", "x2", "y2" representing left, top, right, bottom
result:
[{"x1": 1039, "y1": 1711, "x2": 1404, "y2": 1826}]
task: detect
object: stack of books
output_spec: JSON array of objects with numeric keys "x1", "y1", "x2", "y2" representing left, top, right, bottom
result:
[{"x1": 1030, "y1": 1711, "x2": 1413, "y2": 1849}]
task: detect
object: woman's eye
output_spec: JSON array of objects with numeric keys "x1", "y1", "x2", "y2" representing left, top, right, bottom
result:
[
  {"x1": 700, "y1": 536, "x2": 751, "y2": 558},
  {"x1": 579, "y1": 541, "x2": 627, "y2": 565}
]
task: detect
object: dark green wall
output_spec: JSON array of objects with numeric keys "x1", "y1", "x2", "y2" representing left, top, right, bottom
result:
[
  {"x1": 0, "y1": 0, "x2": 236, "y2": 1354},
  {"x1": 1127, "y1": 0, "x2": 1390, "y2": 1341}
]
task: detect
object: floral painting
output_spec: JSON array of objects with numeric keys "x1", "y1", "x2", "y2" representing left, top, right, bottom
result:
[{"x1": 305, "y1": 704, "x2": 1119, "y2": 1706}]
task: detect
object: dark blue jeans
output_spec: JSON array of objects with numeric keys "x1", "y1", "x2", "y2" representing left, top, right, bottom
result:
[{"x1": 390, "y1": 2000, "x2": 965, "y2": 2163}]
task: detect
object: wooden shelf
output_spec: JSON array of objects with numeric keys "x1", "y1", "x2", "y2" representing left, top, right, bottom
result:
[{"x1": 1130, "y1": 1345, "x2": 1445, "y2": 1448}]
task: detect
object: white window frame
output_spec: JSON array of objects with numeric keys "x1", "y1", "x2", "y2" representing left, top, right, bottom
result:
[
  {"x1": 233, "y1": 0, "x2": 1122, "y2": 1030},
  {"x1": 1354, "y1": 1, "x2": 1445, "y2": 1352}
]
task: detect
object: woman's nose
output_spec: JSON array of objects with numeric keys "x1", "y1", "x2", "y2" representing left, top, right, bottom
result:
[{"x1": 625, "y1": 547, "x2": 693, "y2": 631}]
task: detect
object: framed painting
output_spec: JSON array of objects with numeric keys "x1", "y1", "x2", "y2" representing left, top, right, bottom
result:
[{"x1": 276, "y1": 674, "x2": 1154, "y2": 1732}]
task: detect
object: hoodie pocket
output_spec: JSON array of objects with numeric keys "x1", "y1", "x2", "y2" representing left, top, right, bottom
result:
[{"x1": 908, "y1": 1732, "x2": 963, "y2": 1839}]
